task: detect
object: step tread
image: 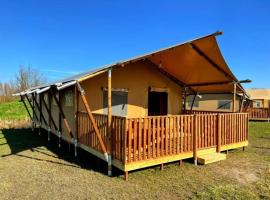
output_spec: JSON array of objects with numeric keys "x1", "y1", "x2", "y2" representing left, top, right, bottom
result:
[{"x1": 197, "y1": 153, "x2": 226, "y2": 165}]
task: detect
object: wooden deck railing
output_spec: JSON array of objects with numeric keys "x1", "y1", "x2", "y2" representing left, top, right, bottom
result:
[
  {"x1": 184, "y1": 110, "x2": 231, "y2": 114},
  {"x1": 124, "y1": 115, "x2": 194, "y2": 163},
  {"x1": 246, "y1": 108, "x2": 270, "y2": 119},
  {"x1": 77, "y1": 112, "x2": 108, "y2": 153},
  {"x1": 77, "y1": 112, "x2": 248, "y2": 166}
]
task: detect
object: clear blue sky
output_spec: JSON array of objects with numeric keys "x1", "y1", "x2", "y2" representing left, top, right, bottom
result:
[{"x1": 0, "y1": 0, "x2": 269, "y2": 88}]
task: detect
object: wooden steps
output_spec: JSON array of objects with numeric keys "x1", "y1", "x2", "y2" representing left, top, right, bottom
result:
[{"x1": 197, "y1": 152, "x2": 226, "y2": 165}]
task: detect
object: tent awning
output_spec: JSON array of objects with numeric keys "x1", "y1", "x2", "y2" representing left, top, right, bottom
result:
[{"x1": 15, "y1": 31, "x2": 247, "y2": 95}]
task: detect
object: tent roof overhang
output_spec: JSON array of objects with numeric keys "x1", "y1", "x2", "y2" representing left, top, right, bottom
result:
[{"x1": 16, "y1": 31, "x2": 249, "y2": 95}]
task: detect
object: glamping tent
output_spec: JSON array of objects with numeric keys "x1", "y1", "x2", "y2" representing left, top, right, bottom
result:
[
  {"x1": 15, "y1": 31, "x2": 250, "y2": 180},
  {"x1": 246, "y1": 89, "x2": 270, "y2": 120}
]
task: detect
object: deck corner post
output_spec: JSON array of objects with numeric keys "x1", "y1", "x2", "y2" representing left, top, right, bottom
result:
[
  {"x1": 124, "y1": 171, "x2": 128, "y2": 181},
  {"x1": 217, "y1": 114, "x2": 221, "y2": 153},
  {"x1": 193, "y1": 115, "x2": 198, "y2": 165}
]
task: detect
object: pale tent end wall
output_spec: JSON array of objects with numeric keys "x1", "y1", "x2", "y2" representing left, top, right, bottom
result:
[{"x1": 14, "y1": 31, "x2": 250, "y2": 177}]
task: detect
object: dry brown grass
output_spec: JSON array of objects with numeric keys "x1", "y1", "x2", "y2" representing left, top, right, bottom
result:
[{"x1": 0, "y1": 122, "x2": 269, "y2": 200}]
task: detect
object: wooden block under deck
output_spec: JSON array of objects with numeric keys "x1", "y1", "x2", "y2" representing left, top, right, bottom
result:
[{"x1": 197, "y1": 153, "x2": 226, "y2": 165}]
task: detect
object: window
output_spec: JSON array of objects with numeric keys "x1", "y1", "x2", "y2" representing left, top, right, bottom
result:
[
  {"x1": 187, "y1": 100, "x2": 199, "y2": 108},
  {"x1": 218, "y1": 100, "x2": 231, "y2": 110},
  {"x1": 103, "y1": 90, "x2": 128, "y2": 117},
  {"x1": 254, "y1": 101, "x2": 261, "y2": 108},
  {"x1": 64, "y1": 91, "x2": 74, "y2": 107}
]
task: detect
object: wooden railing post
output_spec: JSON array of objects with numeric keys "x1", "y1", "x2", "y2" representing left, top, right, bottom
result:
[
  {"x1": 216, "y1": 114, "x2": 221, "y2": 152},
  {"x1": 193, "y1": 115, "x2": 198, "y2": 165}
]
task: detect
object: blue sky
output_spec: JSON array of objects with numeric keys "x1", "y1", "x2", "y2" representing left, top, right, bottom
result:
[{"x1": 0, "y1": 0, "x2": 269, "y2": 88}]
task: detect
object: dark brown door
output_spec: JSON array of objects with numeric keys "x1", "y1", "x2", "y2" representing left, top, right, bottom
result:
[{"x1": 148, "y1": 91, "x2": 168, "y2": 116}]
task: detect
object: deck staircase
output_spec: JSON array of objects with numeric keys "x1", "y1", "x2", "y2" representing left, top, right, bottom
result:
[{"x1": 197, "y1": 152, "x2": 226, "y2": 165}]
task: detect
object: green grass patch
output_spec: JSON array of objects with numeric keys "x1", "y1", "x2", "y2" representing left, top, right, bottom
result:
[{"x1": 0, "y1": 100, "x2": 31, "y2": 120}]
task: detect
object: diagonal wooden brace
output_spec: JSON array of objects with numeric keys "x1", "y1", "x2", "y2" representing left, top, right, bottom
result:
[{"x1": 76, "y1": 82, "x2": 107, "y2": 154}]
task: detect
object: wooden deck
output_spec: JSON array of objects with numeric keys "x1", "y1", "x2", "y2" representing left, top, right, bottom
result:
[
  {"x1": 77, "y1": 112, "x2": 249, "y2": 173},
  {"x1": 246, "y1": 108, "x2": 270, "y2": 121}
]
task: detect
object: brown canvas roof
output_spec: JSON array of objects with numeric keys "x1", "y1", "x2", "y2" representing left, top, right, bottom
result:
[
  {"x1": 18, "y1": 31, "x2": 246, "y2": 95},
  {"x1": 246, "y1": 89, "x2": 270, "y2": 100}
]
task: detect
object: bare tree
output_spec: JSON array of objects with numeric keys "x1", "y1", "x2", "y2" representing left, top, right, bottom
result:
[{"x1": 14, "y1": 65, "x2": 47, "y2": 92}]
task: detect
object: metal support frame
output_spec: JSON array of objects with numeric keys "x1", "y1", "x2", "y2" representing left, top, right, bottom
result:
[
  {"x1": 24, "y1": 94, "x2": 39, "y2": 130},
  {"x1": 190, "y1": 92, "x2": 198, "y2": 111},
  {"x1": 233, "y1": 83, "x2": 237, "y2": 112},
  {"x1": 20, "y1": 95, "x2": 33, "y2": 121},
  {"x1": 31, "y1": 93, "x2": 48, "y2": 130},
  {"x1": 107, "y1": 68, "x2": 112, "y2": 176}
]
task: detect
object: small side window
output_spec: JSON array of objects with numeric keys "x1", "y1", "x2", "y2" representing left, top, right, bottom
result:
[
  {"x1": 218, "y1": 100, "x2": 231, "y2": 110},
  {"x1": 187, "y1": 100, "x2": 199, "y2": 108},
  {"x1": 64, "y1": 91, "x2": 74, "y2": 107},
  {"x1": 52, "y1": 93, "x2": 59, "y2": 106}
]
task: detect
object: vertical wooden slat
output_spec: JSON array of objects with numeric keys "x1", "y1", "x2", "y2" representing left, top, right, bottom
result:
[
  {"x1": 138, "y1": 118, "x2": 142, "y2": 161},
  {"x1": 128, "y1": 119, "x2": 132, "y2": 163},
  {"x1": 161, "y1": 117, "x2": 164, "y2": 156},
  {"x1": 165, "y1": 117, "x2": 168, "y2": 155},
  {"x1": 156, "y1": 117, "x2": 159, "y2": 157},
  {"x1": 148, "y1": 118, "x2": 152, "y2": 159},
  {"x1": 152, "y1": 117, "x2": 156, "y2": 158},
  {"x1": 143, "y1": 118, "x2": 147, "y2": 160},
  {"x1": 134, "y1": 119, "x2": 137, "y2": 161}
]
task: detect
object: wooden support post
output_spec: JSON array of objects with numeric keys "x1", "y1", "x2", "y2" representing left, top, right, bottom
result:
[
  {"x1": 217, "y1": 114, "x2": 221, "y2": 153},
  {"x1": 124, "y1": 171, "x2": 128, "y2": 181},
  {"x1": 233, "y1": 83, "x2": 236, "y2": 112},
  {"x1": 107, "y1": 68, "x2": 112, "y2": 176},
  {"x1": 193, "y1": 115, "x2": 198, "y2": 165},
  {"x1": 160, "y1": 163, "x2": 164, "y2": 170},
  {"x1": 179, "y1": 160, "x2": 183, "y2": 166},
  {"x1": 243, "y1": 146, "x2": 245, "y2": 151}
]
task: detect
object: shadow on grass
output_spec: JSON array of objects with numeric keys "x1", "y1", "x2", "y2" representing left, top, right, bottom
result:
[{"x1": 1, "y1": 128, "x2": 119, "y2": 176}]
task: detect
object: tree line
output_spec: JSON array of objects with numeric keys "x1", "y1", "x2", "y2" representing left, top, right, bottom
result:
[{"x1": 0, "y1": 65, "x2": 46, "y2": 103}]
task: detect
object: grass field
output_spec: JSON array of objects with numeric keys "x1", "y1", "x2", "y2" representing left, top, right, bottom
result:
[
  {"x1": 0, "y1": 100, "x2": 30, "y2": 120},
  {"x1": 0, "y1": 122, "x2": 269, "y2": 200}
]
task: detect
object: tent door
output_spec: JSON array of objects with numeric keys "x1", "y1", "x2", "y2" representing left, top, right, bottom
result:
[{"x1": 148, "y1": 91, "x2": 168, "y2": 116}]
